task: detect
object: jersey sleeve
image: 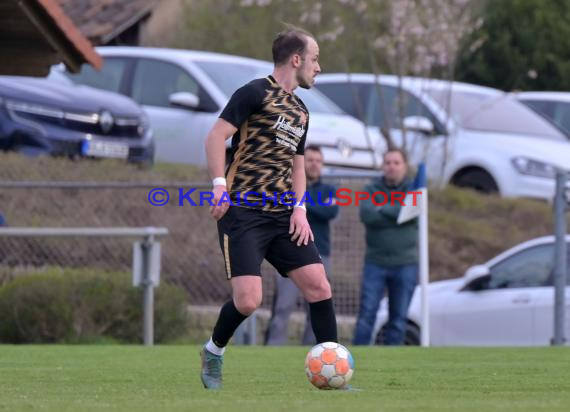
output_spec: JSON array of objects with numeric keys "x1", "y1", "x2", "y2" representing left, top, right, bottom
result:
[
  {"x1": 296, "y1": 115, "x2": 309, "y2": 155},
  {"x1": 219, "y1": 83, "x2": 262, "y2": 129}
]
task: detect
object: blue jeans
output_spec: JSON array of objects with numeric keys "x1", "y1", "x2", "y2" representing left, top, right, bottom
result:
[{"x1": 353, "y1": 263, "x2": 418, "y2": 345}]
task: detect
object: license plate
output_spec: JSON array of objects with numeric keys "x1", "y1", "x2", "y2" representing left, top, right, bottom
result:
[{"x1": 82, "y1": 140, "x2": 129, "y2": 159}]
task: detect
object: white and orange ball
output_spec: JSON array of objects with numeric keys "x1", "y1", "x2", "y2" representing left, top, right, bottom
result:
[{"x1": 304, "y1": 342, "x2": 354, "y2": 389}]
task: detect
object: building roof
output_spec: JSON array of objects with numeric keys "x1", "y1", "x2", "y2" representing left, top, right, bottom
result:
[
  {"x1": 0, "y1": 0, "x2": 102, "y2": 76},
  {"x1": 57, "y1": 0, "x2": 157, "y2": 45}
]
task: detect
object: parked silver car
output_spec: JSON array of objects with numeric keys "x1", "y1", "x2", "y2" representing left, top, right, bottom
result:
[
  {"x1": 53, "y1": 48, "x2": 377, "y2": 169},
  {"x1": 374, "y1": 236, "x2": 570, "y2": 346},
  {"x1": 316, "y1": 74, "x2": 570, "y2": 200}
]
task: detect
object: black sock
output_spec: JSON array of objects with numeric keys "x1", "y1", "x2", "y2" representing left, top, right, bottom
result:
[
  {"x1": 309, "y1": 298, "x2": 338, "y2": 343},
  {"x1": 212, "y1": 300, "x2": 248, "y2": 347}
]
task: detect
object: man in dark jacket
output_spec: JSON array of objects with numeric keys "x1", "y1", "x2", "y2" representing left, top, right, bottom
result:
[
  {"x1": 353, "y1": 148, "x2": 418, "y2": 345},
  {"x1": 266, "y1": 145, "x2": 339, "y2": 345}
]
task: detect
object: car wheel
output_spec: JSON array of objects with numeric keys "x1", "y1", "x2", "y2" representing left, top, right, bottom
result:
[
  {"x1": 135, "y1": 157, "x2": 154, "y2": 170},
  {"x1": 133, "y1": 142, "x2": 155, "y2": 170},
  {"x1": 452, "y1": 168, "x2": 498, "y2": 193},
  {"x1": 375, "y1": 322, "x2": 421, "y2": 346}
]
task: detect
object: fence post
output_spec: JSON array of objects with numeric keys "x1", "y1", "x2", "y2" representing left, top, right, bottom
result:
[
  {"x1": 142, "y1": 234, "x2": 155, "y2": 346},
  {"x1": 248, "y1": 312, "x2": 257, "y2": 345},
  {"x1": 552, "y1": 171, "x2": 568, "y2": 346},
  {"x1": 234, "y1": 312, "x2": 257, "y2": 345}
]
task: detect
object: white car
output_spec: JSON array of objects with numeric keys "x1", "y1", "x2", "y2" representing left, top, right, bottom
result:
[
  {"x1": 54, "y1": 48, "x2": 376, "y2": 169},
  {"x1": 516, "y1": 92, "x2": 570, "y2": 138},
  {"x1": 316, "y1": 74, "x2": 570, "y2": 200},
  {"x1": 372, "y1": 236, "x2": 570, "y2": 346}
]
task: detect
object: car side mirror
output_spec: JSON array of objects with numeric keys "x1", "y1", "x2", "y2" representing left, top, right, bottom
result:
[
  {"x1": 461, "y1": 264, "x2": 491, "y2": 291},
  {"x1": 403, "y1": 116, "x2": 435, "y2": 135},
  {"x1": 169, "y1": 92, "x2": 200, "y2": 110}
]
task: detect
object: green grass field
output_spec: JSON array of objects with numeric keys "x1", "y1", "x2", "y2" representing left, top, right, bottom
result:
[{"x1": 1, "y1": 346, "x2": 569, "y2": 411}]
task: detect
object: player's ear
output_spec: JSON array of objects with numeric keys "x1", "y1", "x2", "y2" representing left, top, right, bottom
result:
[{"x1": 292, "y1": 54, "x2": 301, "y2": 68}]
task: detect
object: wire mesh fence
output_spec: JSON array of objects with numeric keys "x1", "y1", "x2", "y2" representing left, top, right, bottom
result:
[
  {"x1": 2, "y1": 170, "x2": 568, "y2": 345},
  {"x1": 0, "y1": 179, "x2": 371, "y2": 317}
]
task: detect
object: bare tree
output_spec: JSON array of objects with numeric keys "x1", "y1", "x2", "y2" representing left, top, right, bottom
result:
[{"x1": 240, "y1": 0, "x2": 481, "y2": 175}]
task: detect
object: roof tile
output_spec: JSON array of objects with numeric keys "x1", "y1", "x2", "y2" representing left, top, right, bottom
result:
[{"x1": 56, "y1": 0, "x2": 157, "y2": 44}]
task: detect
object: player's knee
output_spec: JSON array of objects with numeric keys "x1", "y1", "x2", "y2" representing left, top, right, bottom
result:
[
  {"x1": 316, "y1": 278, "x2": 332, "y2": 300},
  {"x1": 234, "y1": 295, "x2": 261, "y2": 316},
  {"x1": 307, "y1": 277, "x2": 332, "y2": 302}
]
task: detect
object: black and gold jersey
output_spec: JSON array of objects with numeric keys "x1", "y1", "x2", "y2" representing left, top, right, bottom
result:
[{"x1": 220, "y1": 75, "x2": 309, "y2": 211}]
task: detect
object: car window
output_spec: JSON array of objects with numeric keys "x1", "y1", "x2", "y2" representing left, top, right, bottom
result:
[
  {"x1": 65, "y1": 58, "x2": 128, "y2": 93},
  {"x1": 194, "y1": 60, "x2": 343, "y2": 114},
  {"x1": 427, "y1": 90, "x2": 565, "y2": 139},
  {"x1": 316, "y1": 82, "x2": 370, "y2": 122},
  {"x1": 366, "y1": 85, "x2": 441, "y2": 131},
  {"x1": 550, "y1": 102, "x2": 570, "y2": 136},
  {"x1": 132, "y1": 59, "x2": 201, "y2": 108},
  {"x1": 522, "y1": 100, "x2": 555, "y2": 118},
  {"x1": 489, "y1": 244, "x2": 554, "y2": 289},
  {"x1": 365, "y1": 84, "x2": 397, "y2": 128},
  {"x1": 522, "y1": 100, "x2": 570, "y2": 138}
]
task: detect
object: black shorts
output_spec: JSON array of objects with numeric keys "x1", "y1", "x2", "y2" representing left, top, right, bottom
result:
[{"x1": 217, "y1": 206, "x2": 322, "y2": 279}]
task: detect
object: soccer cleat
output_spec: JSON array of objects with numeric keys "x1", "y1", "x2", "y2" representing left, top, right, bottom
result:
[{"x1": 200, "y1": 347, "x2": 223, "y2": 390}]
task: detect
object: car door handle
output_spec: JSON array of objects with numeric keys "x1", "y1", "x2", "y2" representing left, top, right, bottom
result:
[{"x1": 512, "y1": 295, "x2": 530, "y2": 304}]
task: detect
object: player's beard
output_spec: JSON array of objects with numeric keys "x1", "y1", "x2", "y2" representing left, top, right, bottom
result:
[{"x1": 296, "y1": 64, "x2": 313, "y2": 89}]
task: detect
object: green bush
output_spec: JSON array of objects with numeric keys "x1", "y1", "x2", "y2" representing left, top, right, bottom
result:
[{"x1": 0, "y1": 268, "x2": 189, "y2": 344}]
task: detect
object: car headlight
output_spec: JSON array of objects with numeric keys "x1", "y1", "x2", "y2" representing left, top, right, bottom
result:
[
  {"x1": 511, "y1": 157, "x2": 558, "y2": 179},
  {"x1": 6, "y1": 100, "x2": 64, "y2": 119},
  {"x1": 138, "y1": 112, "x2": 150, "y2": 136},
  {"x1": 3, "y1": 99, "x2": 53, "y2": 135}
]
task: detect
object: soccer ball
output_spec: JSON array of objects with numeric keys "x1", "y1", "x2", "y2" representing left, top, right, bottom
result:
[{"x1": 304, "y1": 342, "x2": 354, "y2": 389}]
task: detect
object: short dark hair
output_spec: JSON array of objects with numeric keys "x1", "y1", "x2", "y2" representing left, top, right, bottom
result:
[
  {"x1": 272, "y1": 26, "x2": 314, "y2": 66},
  {"x1": 383, "y1": 148, "x2": 408, "y2": 164},
  {"x1": 305, "y1": 144, "x2": 322, "y2": 155}
]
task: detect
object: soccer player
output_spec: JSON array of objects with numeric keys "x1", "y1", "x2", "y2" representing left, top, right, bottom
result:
[{"x1": 201, "y1": 27, "x2": 338, "y2": 390}]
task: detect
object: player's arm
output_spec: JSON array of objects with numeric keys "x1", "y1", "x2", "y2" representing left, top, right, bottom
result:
[
  {"x1": 205, "y1": 83, "x2": 260, "y2": 220},
  {"x1": 205, "y1": 118, "x2": 236, "y2": 185},
  {"x1": 290, "y1": 154, "x2": 314, "y2": 246},
  {"x1": 205, "y1": 119, "x2": 236, "y2": 220}
]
